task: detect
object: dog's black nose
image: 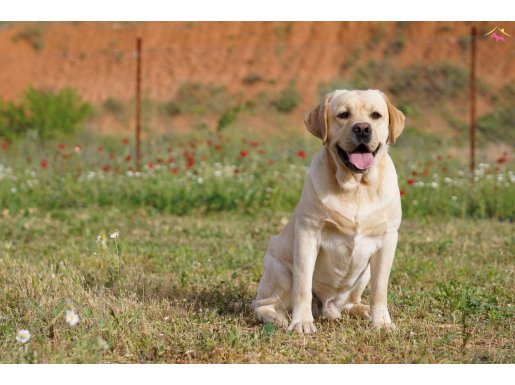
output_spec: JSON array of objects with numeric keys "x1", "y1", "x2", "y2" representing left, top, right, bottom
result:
[{"x1": 352, "y1": 123, "x2": 372, "y2": 142}]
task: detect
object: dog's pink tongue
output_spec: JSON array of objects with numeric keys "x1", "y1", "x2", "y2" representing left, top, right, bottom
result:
[{"x1": 348, "y1": 153, "x2": 374, "y2": 170}]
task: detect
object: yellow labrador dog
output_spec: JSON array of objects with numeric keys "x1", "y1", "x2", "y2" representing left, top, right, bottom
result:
[{"x1": 252, "y1": 89, "x2": 405, "y2": 333}]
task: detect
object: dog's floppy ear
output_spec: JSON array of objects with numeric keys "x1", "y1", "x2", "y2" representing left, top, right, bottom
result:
[
  {"x1": 304, "y1": 93, "x2": 333, "y2": 143},
  {"x1": 380, "y1": 92, "x2": 405, "y2": 145}
]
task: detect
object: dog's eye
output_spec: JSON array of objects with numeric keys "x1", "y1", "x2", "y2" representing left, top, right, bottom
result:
[
  {"x1": 371, "y1": 111, "x2": 382, "y2": 119},
  {"x1": 337, "y1": 111, "x2": 350, "y2": 119}
]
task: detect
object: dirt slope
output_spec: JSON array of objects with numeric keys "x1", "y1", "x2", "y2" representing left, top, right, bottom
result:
[
  {"x1": 0, "y1": 21, "x2": 513, "y2": 137},
  {"x1": 1, "y1": 21, "x2": 513, "y2": 103}
]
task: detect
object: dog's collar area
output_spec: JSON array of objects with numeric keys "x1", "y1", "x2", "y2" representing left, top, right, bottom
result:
[{"x1": 336, "y1": 143, "x2": 381, "y2": 173}]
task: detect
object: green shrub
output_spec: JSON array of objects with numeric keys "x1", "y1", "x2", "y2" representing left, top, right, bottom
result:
[
  {"x1": 390, "y1": 63, "x2": 469, "y2": 100},
  {"x1": 165, "y1": 82, "x2": 230, "y2": 116},
  {"x1": 478, "y1": 106, "x2": 515, "y2": 144},
  {"x1": 216, "y1": 101, "x2": 254, "y2": 132},
  {"x1": 242, "y1": 73, "x2": 264, "y2": 85},
  {"x1": 272, "y1": 84, "x2": 300, "y2": 113},
  {"x1": 161, "y1": 101, "x2": 182, "y2": 116},
  {"x1": 0, "y1": 87, "x2": 92, "y2": 141},
  {"x1": 318, "y1": 79, "x2": 358, "y2": 100},
  {"x1": 12, "y1": 25, "x2": 45, "y2": 52},
  {"x1": 102, "y1": 97, "x2": 125, "y2": 115}
]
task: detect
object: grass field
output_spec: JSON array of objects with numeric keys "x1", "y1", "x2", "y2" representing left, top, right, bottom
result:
[
  {"x1": 0, "y1": 207, "x2": 513, "y2": 363},
  {"x1": 0, "y1": 133, "x2": 513, "y2": 363}
]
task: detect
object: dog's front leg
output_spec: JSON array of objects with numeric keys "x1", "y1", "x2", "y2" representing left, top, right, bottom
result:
[
  {"x1": 288, "y1": 220, "x2": 320, "y2": 334},
  {"x1": 369, "y1": 230, "x2": 398, "y2": 330}
]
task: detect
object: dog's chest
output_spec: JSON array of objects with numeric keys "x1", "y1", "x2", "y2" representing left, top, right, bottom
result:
[{"x1": 314, "y1": 205, "x2": 385, "y2": 292}]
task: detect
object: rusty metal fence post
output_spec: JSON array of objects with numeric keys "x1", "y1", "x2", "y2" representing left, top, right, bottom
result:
[
  {"x1": 469, "y1": 26, "x2": 477, "y2": 176},
  {"x1": 135, "y1": 37, "x2": 142, "y2": 171}
]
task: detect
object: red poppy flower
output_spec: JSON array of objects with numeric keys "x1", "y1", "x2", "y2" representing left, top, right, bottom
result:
[
  {"x1": 412, "y1": 170, "x2": 418, "y2": 176},
  {"x1": 423, "y1": 168, "x2": 429, "y2": 176},
  {"x1": 148, "y1": 162, "x2": 155, "y2": 170},
  {"x1": 1, "y1": 142, "x2": 9, "y2": 150},
  {"x1": 258, "y1": 149, "x2": 265, "y2": 155},
  {"x1": 122, "y1": 138, "x2": 129, "y2": 145},
  {"x1": 125, "y1": 155, "x2": 132, "y2": 162},
  {"x1": 186, "y1": 157, "x2": 195, "y2": 169},
  {"x1": 408, "y1": 178, "x2": 415, "y2": 185},
  {"x1": 102, "y1": 165, "x2": 110, "y2": 172},
  {"x1": 240, "y1": 150, "x2": 249, "y2": 158},
  {"x1": 214, "y1": 145, "x2": 222, "y2": 151},
  {"x1": 206, "y1": 140, "x2": 212, "y2": 146},
  {"x1": 250, "y1": 141, "x2": 259, "y2": 147},
  {"x1": 40, "y1": 159, "x2": 48, "y2": 168},
  {"x1": 59, "y1": 143, "x2": 66, "y2": 149},
  {"x1": 268, "y1": 160, "x2": 274, "y2": 165},
  {"x1": 97, "y1": 146, "x2": 104, "y2": 153},
  {"x1": 298, "y1": 150, "x2": 306, "y2": 159},
  {"x1": 400, "y1": 189, "x2": 406, "y2": 196},
  {"x1": 171, "y1": 167, "x2": 179, "y2": 174},
  {"x1": 497, "y1": 157, "x2": 506, "y2": 164}
]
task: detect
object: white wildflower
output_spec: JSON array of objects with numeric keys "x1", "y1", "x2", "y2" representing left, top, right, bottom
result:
[
  {"x1": 16, "y1": 329, "x2": 31, "y2": 344},
  {"x1": 197, "y1": 177, "x2": 204, "y2": 184},
  {"x1": 109, "y1": 231, "x2": 120, "y2": 239},
  {"x1": 96, "y1": 233, "x2": 107, "y2": 247},
  {"x1": 214, "y1": 170, "x2": 222, "y2": 177},
  {"x1": 96, "y1": 337, "x2": 109, "y2": 352},
  {"x1": 10, "y1": 187, "x2": 17, "y2": 194},
  {"x1": 65, "y1": 310, "x2": 80, "y2": 327},
  {"x1": 451, "y1": 195, "x2": 458, "y2": 202},
  {"x1": 430, "y1": 182, "x2": 439, "y2": 188}
]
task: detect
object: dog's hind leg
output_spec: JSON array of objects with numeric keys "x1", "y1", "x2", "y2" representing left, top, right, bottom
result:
[
  {"x1": 340, "y1": 265, "x2": 371, "y2": 320},
  {"x1": 252, "y1": 253, "x2": 292, "y2": 328}
]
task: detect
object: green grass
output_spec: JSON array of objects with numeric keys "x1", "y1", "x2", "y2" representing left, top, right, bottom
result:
[
  {"x1": 0, "y1": 134, "x2": 513, "y2": 220},
  {"x1": 0, "y1": 132, "x2": 513, "y2": 362},
  {"x1": 0, "y1": 207, "x2": 512, "y2": 363}
]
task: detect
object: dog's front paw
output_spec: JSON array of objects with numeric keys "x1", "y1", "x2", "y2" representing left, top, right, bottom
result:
[
  {"x1": 371, "y1": 320, "x2": 397, "y2": 331},
  {"x1": 370, "y1": 308, "x2": 396, "y2": 331},
  {"x1": 288, "y1": 320, "x2": 317, "y2": 334}
]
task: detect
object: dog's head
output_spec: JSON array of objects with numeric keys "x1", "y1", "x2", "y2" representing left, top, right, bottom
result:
[{"x1": 305, "y1": 90, "x2": 405, "y2": 174}]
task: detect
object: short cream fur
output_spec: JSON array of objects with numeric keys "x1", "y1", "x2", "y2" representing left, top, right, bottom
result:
[{"x1": 252, "y1": 90, "x2": 405, "y2": 333}]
